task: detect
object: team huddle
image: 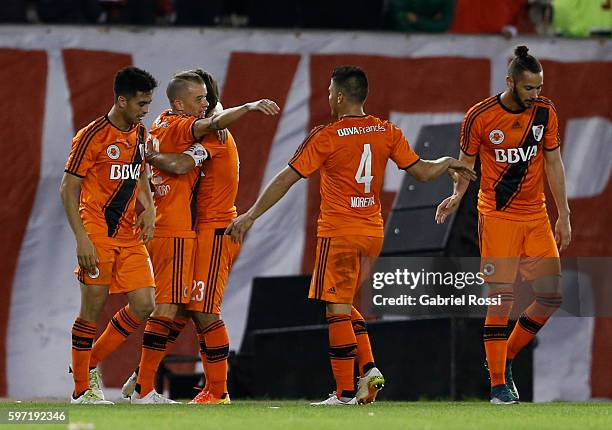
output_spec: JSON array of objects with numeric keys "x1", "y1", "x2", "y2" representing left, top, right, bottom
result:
[{"x1": 61, "y1": 45, "x2": 570, "y2": 406}]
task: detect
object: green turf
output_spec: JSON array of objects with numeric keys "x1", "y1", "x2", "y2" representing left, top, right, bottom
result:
[{"x1": 0, "y1": 400, "x2": 611, "y2": 430}]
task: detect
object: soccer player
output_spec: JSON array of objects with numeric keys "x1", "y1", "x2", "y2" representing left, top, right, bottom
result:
[
  {"x1": 120, "y1": 70, "x2": 279, "y2": 404},
  {"x1": 226, "y1": 66, "x2": 476, "y2": 405},
  {"x1": 60, "y1": 67, "x2": 158, "y2": 404},
  {"x1": 435, "y1": 46, "x2": 571, "y2": 404}
]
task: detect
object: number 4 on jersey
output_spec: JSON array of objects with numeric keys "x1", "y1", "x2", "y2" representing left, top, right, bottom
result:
[{"x1": 355, "y1": 144, "x2": 373, "y2": 193}]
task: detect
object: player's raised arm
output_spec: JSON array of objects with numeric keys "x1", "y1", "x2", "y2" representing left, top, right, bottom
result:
[
  {"x1": 225, "y1": 166, "x2": 302, "y2": 243},
  {"x1": 59, "y1": 172, "x2": 97, "y2": 274},
  {"x1": 192, "y1": 99, "x2": 280, "y2": 140},
  {"x1": 543, "y1": 147, "x2": 571, "y2": 251},
  {"x1": 435, "y1": 152, "x2": 477, "y2": 224}
]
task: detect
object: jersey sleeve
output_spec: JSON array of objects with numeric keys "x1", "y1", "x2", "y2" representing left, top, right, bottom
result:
[
  {"x1": 202, "y1": 134, "x2": 227, "y2": 159},
  {"x1": 390, "y1": 124, "x2": 420, "y2": 169},
  {"x1": 64, "y1": 126, "x2": 99, "y2": 178},
  {"x1": 460, "y1": 106, "x2": 483, "y2": 156},
  {"x1": 288, "y1": 126, "x2": 331, "y2": 177},
  {"x1": 159, "y1": 117, "x2": 199, "y2": 153},
  {"x1": 544, "y1": 102, "x2": 561, "y2": 151}
]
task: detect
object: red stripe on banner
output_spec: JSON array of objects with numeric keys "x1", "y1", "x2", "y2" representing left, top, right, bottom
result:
[
  {"x1": 0, "y1": 49, "x2": 47, "y2": 396},
  {"x1": 221, "y1": 52, "x2": 301, "y2": 214},
  {"x1": 538, "y1": 60, "x2": 612, "y2": 397},
  {"x1": 62, "y1": 49, "x2": 133, "y2": 131},
  {"x1": 303, "y1": 55, "x2": 490, "y2": 272}
]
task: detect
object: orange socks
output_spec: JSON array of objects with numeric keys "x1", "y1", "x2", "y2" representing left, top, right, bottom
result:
[
  {"x1": 483, "y1": 289, "x2": 514, "y2": 387},
  {"x1": 196, "y1": 329, "x2": 210, "y2": 392},
  {"x1": 507, "y1": 293, "x2": 562, "y2": 359},
  {"x1": 90, "y1": 306, "x2": 142, "y2": 368},
  {"x1": 135, "y1": 316, "x2": 173, "y2": 397},
  {"x1": 199, "y1": 320, "x2": 229, "y2": 397},
  {"x1": 71, "y1": 318, "x2": 96, "y2": 397},
  {"x1": 166, "y1": 318, "x2": 188, "y2": 353},
  {"x1": 327, "y1": 314, "x2": 357, "y2": 398},
  {"x1": 350, "y1": 307, "x2": 375, "y2": 376}
]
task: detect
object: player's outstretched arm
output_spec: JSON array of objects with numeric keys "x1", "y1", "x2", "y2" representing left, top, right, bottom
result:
[
  {"x1": 193, "y1": 99, "x2": 280, "y2": 140},
  {"x1": 435, "y1": 152, "x2": 477, "y2": 224},
  {"x1": 59, "y1": 172, "x2": 97, "y2": 274},
  {"x1": 407, "y1": 156, "x2": 476, "y2": 183},
  {"x1": 135, "y1": 173, "x2": 156, "y2": 243},
  {"x1": 145, "y1": 141, "x2": 208, "y2": 175},
  {"x1": 225, "y1": 166, "x2": 302, "y2": 244},
  {"x1": 544, "y1": 147, "x2": 571, "y2": 251}
]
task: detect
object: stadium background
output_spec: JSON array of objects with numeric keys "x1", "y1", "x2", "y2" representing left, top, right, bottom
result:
[{"x1": 0, "y1": 0, "x2": 610, "y2": 403}]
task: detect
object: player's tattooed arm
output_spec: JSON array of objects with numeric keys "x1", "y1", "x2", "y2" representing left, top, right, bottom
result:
[
  {"x1": 225, "y1": 166, "x2": 302, "y2": 244},
  {"x1": 544, "y1": 147, "x2": 571, "y2": 251},
  {"x1": 60, "y1": 172, "x2": 97, "y2": 274},
  {"x1": 135, "y1": 173, "x2": 156, "y2": 243},
  {"x1": 435, "y1": 152, "x2": 477, "y2": 224},
  {"x1": 192, "y1": 99, "x2": 280, "y2": 140}
]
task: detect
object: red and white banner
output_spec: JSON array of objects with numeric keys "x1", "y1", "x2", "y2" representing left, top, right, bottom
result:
[{"x1": 0, "y1": 26, "x2": 610, "y2": 400}]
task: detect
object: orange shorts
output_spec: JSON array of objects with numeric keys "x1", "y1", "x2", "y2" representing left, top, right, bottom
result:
[
  {"x1": 186, "y1": 228, "x2": 240, "y2": 315},
  {"x1": 308, "y1": 235, "x2": 383, "y2": 304},
  {"x1": 74, "y1": 239, "x2": 155, "y2": 294},
  {"x1": 478, "y1": 214, "x2": 561, "y2": 284},
  {"x1": 146, "y1": 237, "x2": 195, "y2": 305}
]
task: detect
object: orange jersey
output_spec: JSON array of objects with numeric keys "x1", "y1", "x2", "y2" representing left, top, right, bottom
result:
[
  {"x1": 195, "y1": 131, "x2": 239, "y2": 229},
  {"x1": 148, "y1": 110, "x2": 201, "y2": 238},
  {"x1": 289, "y1": 115, "x2": 420, "y2": 237},
  {"x1": 460, "y1": 95, "x2": 560, "y2": 221},
  {"x1": 64, "y1": 115, "x2": 146, "y2": 244}
]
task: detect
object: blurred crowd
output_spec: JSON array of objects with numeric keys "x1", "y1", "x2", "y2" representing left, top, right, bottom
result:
[{"x1": 1, "y1": 0, "x2": 610, "y2": 38}]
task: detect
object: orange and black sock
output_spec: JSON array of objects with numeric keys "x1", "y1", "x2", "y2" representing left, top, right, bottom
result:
[
  {"x1": 135, "y1": 316, "x2": 173, "y2": 397},
  {"x1": 202, "y1": 320, "x2": 229, "y2": 397},
  {"x1": 196, "y1": 328, "x2": 211, "y2": 392},
  {"x1": 71, "y1": 318, "x2": 96, "y2": 397},
  {"x1": 351, "y1": 307, "x2": 375, "y2": 376},
  {"x1": 483, "y1": 289, "x2": 514, "y2": 387},
  {"x1": 507, "y1": 293, "x2": 562, "y2": 359},
  {"x1": 166, "y1": 318, "x2": 188, "y2": 353},
  {"x1": 90, "y1": 306, "x2": 141, "y2": 368},
  {"x1": 327, "y1": 314, "x2": 357, "y2": 398}
]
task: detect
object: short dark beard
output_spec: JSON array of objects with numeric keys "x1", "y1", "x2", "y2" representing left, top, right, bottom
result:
[{"x1": 511, "y1": 84, "x2": 527, "y2": 109}]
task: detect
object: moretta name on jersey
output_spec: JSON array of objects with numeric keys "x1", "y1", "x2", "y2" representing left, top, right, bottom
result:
[
  {"x1": 494, "y1": 146, "x2": 538, "y2": 164},
  {"x1": 337, "y1": 124, "x2": 386, "y2": 137},
  {"x1": 110, "y1": 164, "x2": 141, "y2": 180},
  {"x1": 351, "y1": 196, "x2": 375, "y2": 208}
]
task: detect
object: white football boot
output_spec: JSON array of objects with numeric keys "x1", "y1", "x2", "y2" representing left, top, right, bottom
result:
[
  {"x1": 356, "y1": 367, "x2": 385, "y2": 404},
  {"x1": 131, "y1": 390, "x2": 180, "y2": 404},
  {"x1": 121, "y1": 370, "x2": 138, "y2": 399},
  {"x1": 310, "y1": 392, "x2": 358, "y2": 406},
  {"x1": 71, "y1": 389, "x2": 114, "y2": 405}
]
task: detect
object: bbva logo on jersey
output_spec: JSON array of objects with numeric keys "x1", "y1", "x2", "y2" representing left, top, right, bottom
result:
[
  {"x1": 494, "y1": 146, "x2": 538, "y2": 164},
  {"x1": 110, "y1": 164, "x2": 141, "y2": 180}
]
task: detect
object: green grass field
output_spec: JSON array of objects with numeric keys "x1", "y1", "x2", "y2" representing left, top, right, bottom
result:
[{"x1": 1, "y1": 401, "x2": 611, "y2": 430}]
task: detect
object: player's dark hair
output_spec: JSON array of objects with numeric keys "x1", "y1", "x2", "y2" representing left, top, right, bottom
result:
[
  {"x1": 508, "y1": 46, "x2": 542, "y2": 80},
  {"x1": 166, "y1": 71, "x2": 204, "y2": 104},
  {"x1": 331, "y1": 66, "x2": 368, "y2": 104},
  {"x1": 191, "y1": 68, "x2": 219, "y2": 117},
  {"x1": 114, "y1": 67, "x2": 157, "y2": 100}
]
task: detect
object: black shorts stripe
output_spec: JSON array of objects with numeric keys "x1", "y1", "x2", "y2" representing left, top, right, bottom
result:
[
  {"x1": 204, "y1": 234, "x2": 224, "y2": 313},
  {"x1": 315, "y1": 238, "x2": 331, "y2": 299},
  {"x1": 460, "y1": 96, "x2": 497, "y2": 154},
  {"x1": 66, "y1": 117, "x2": 108, "y2": 174}
]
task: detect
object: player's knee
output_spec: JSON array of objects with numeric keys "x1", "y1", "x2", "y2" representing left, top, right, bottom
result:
[{"x1": 132, "y1": 302, "x2": 155, "y2": 321}]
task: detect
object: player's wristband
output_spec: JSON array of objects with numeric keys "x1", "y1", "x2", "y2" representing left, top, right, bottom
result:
[{"x1": 183, "y1": 143, "x2": 208, "y2": 167}]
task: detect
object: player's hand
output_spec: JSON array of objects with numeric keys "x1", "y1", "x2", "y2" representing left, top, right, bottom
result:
[
  {"x1": 144, "y1": 138, "x2": 157, "y2": 160},
  {"x1": 76, "y1": 234, "x2": 98, "y2": 275},
  {"x1": 224, "y1": 213, "x2": 255, "y2": 244},
  {"x1": 447, "y1": 159, "x2": 477, "y2": 182},
  {"x1": 555, "y1": 215, "x2": 571, "y2": 252},
  {"x1": 246, "y1": 99, "x2": 280, "y2": 115},
  {"x1": 216, "y1": 128, "x2": 228, "y2": 144},
  {"x1": 435, "y1": 194, "x2": 462, "y2": 224},
  {"x1": 135, "y1": 206, "x2": 156, "y2": 243}
]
